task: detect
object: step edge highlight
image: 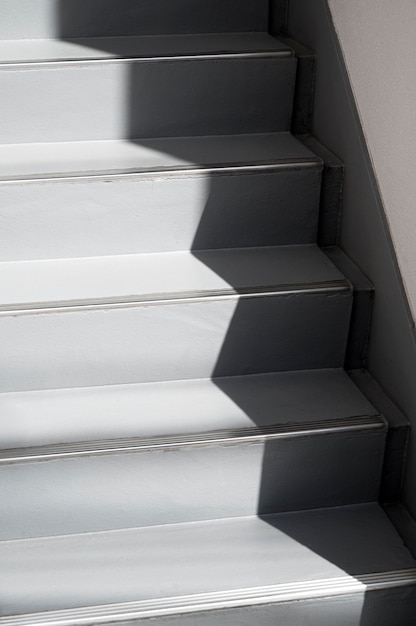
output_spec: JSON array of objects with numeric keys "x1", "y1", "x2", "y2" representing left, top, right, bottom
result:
[
  {"x1": 0, "y1": 415, "x2": 385, "y2": 463},
  {"x1": 0, "y1": 49, "x2": 293, "y2": 69},
  {"x1": 1, "y1": 568, "x2": 414, "y2": 625},
  {"x1": 0, "y1": 158, "x2": 321, "y2": 185},
  {"x1": 0, "y1": 280, "x2": 351, "y2": 317}
]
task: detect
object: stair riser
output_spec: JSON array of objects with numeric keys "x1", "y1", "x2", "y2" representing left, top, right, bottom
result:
[
  {"x1": 0, "y1": 0, "x2": 269, "y2": 40},
  {"x1": 0, "y1": 57, "x2": 296, "y2": 144},
  {"x1": 0, "y1": 168, "x2": 321, "y2": 260},
  {"x1": 0, "y1": 430, "x2": 384, "y2": 539},
  {"x1": 0, "y1": 291, "x2": 352, "y2": 392}
]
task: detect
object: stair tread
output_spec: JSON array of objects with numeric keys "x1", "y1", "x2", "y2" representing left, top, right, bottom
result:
[
  {"x1": 0, "y1": 369, "x2": 377, "y2": 450},
  {"x1": 0, "y1": 504, "x2": 414, "y2": 619},
  {"x1": 0, "y1": 245, "x2": 346, "y2": 312},
  {"x1": 0, "y1": 33, "x2": 291, "y2": 65},
  {"x1": 0, "y1": 132, "x2": 319, "y2": 181}
]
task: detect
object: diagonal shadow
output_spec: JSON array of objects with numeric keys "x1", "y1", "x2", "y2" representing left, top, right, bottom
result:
[{"x1": 52, "y1": 5, "x2": 410, "y2": 619}]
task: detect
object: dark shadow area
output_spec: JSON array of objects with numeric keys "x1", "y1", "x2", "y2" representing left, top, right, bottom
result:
[
  {"x1": 58, "y1": 0, "x2": 267, "y2": 39},
  {"x1": 260, "y1": 505, "x2": 414, "y2": 576},
  {"x1": 125, "y1": 58, "x2": 292, "y2": 140},
  {"x1": 190, "y1": 169, "x2": 319, "y2": 250},
  {"x1": 54, "y1": 4, "x2": 416, "y2": 620}
]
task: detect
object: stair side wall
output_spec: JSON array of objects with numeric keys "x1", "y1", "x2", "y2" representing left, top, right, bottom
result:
[{"x1": 279, "y1": 0, "x2": 416, "y2": 534}]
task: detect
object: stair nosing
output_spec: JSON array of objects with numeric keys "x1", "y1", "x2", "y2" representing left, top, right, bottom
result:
[
  {"x1": 0, "y1": 415, "x2": 385, "y2": 463},
  {"x1": 1, "y1": 568, "x2": 414, "y2": 625},
  {"x1": 0, "y1": 33, "x2": 293, "y2": 68},
  {"x1": 0, "y1": 157, "x2": 321, "y2": 185},
  {"x1": 0, "y1": 49, "x2": 293, "y2": 69},
  {"x1": 0, "y1": 280, "x2": 351, "y2": 317}
]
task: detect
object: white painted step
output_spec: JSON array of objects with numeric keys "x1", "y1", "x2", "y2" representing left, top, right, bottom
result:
[
  {"x1": 0, "y1": 133, "x2": 322, "y2": 260},
  {"x1": 0, "y1": 411, "x2": 385, "y2": 538},
  {"x1": 0, "y1": 33, "x2": 290, "y2": 64},
  {"x1": 0, "y1": 368, "x2": 387, "y2": 537},
  {"x1": 0, "y1": 505, "x2": 415, "y2": 623},
  {"x1": 0, "y1": 46, "x2": 295, "y2": 143},
  {"x1": 0, "y1": 368, "x2": 378, "y2": 450},
  {"x1": 0, "y1": 1, "x2": 270, "y2": 40},
  {"x1": 0, "y1": 246, "x2": 352, "y2": 392},
  {"x1": 0, "y1": 245, "x2": 344, "y2": 312},
  {"x1": 0, "y1": 132, "x2": 318, "y2": 181}
]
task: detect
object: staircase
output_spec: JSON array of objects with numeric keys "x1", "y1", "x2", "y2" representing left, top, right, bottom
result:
[{"x1": 1, "y1": 1, "x2": 416, "y2": 624}]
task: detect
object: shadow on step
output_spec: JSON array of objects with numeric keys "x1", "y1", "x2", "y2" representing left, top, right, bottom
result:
[
  {"x1": 57, "y1": 0, "x2": 260, "y2": 39},
  {"x1": 53, "y1": 12, "x2": 399, "y2": 622}
]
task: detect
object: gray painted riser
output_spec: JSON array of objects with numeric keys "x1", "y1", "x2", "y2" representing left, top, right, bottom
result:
[
  {"x1": 0, "y1": 0, "x2": 269, "y2": 40},
  {"x1": 0, "y1": 168, "x2": 322, "y2": 260},
  {"x1": 0, "y1": 57, "x2": 296, "y2": 144},
  {"x1": 0, "y1": 429, "x2": 385, "y2": 540},
  {"x1": 0, "y1": 291, "x2": 352, "y2": 392}
]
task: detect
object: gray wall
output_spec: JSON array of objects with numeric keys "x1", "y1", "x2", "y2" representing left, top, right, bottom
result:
[
  {"x1": 285, "y1": 0, "x2": 416, "y2": 522},
  {"x1": 328, "y1": 0, "x2": 416, "y2": 321}
]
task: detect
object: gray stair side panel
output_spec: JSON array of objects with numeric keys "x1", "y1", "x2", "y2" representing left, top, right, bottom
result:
[
  {"x1": 0, "y1": 167, "x2": 322, "y2": 260},
  {"x1": 0, "y1": 57, "x2": 296, "y2": 144},
  {"x1": 0, "y1": 291, "x2": 352, "y2": 392},
  {"x1": 326, "y1": 247, "x2": 374, "y2": 370},
  {"x1": 269, "y1": 0, "x2": 289, "y2": 36},
  {"x1": 351, "y1": 370, "x2": 409, "y2": 504},
  {"x1": 301, "y1": 135, "x2": 344, "y2": 247},
  {"x1": 384, "y1": 503, "x2": 416, "y2": 559},
  {"x1": 0, "y1": 432, "x2": 385, "y2": 538},
  {"x1": 0, "y1": 0, "x2": 269, "y2": 40},
  {"x1": 281, "y1": 37, "x2": 316, "y2": 135}
]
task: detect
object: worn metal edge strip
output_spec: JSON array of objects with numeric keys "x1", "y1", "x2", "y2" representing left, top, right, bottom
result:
[
  {"x1": 0, "y1": 281, "x2": 351, "y2": 317},
  {"x1": 0, "y1": 49, "x2": 292, "y2": 70},
  {"x1": 0, "y1": 158, "x2": 321, "y2": 185},
  {"x1": 1, "y1": 569, "x2": 414, "y2": 625},
  {"x1": 0, "y1": 415, "x2": 385, "y2": 463}
]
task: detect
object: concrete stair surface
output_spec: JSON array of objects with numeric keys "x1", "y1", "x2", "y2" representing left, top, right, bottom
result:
[{"x1": 0, "y1": 1, "x2": 415, "y2": 624}]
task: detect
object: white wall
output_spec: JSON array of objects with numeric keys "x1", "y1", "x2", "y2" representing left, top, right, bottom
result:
[{"x1": 328, "y1": 0, "x2": 416, "y2": 319}]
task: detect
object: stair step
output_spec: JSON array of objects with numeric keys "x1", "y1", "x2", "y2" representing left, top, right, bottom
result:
[
  {"x1": 0, "y1": 367, "x2": 378, "y2": 450},
  {"x1": 0, "y1": 413, "x2": 386, "y2": 538},
  {"x1": 0, "y1": 505, "x2": 415, "y2": 622},
  {"x1": 0, "y1": 370, "x2": 386, "y2": 537},
  {"x1": 0, "y1": 1, "x2": 270, "y2": 40},
  {"x1": 0, "y1": 33, "x2": 291, "y2": 65},
  {"x1": 0, "y1": 247, "x2": 352, "y2": 392},
  {"x1": 0, "y1": 131, "x2": 318, "y2": 180},
  {"x1": 0, "y1": 245, "x2": 344, "y2": 312},
  {"x1": 0, "y1": 42, "x2": 295, "y2": 144},
  {"x1": 0, "y1": 133, "x2": 322, "y2": 260}
]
